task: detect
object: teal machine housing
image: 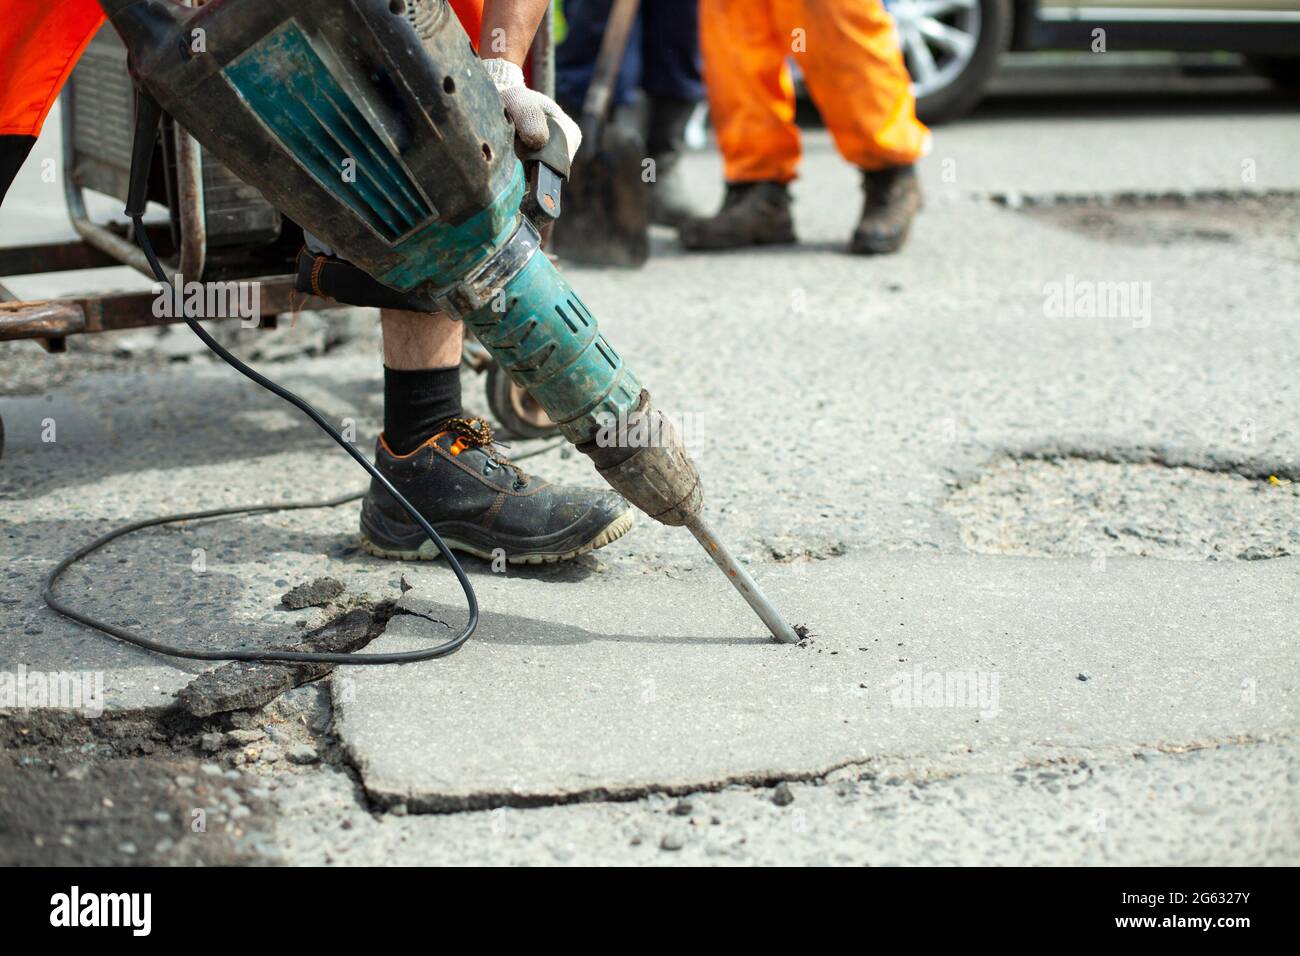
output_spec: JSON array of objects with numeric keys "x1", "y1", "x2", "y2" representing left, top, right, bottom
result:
[{"x1": 218, "y1": 14, "x2": 643, "y2": 444}]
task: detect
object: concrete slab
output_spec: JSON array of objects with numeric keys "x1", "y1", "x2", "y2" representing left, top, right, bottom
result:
[
  {"x1": 270, "y1": 737, "x2": 1300, "y2": 865},
  {"x1": 333, "y1": 553, "x2": 1298, "y2": 809}
]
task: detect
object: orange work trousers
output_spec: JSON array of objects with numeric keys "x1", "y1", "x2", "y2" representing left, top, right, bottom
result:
[{"x1": 700, "y1": 0, "x2": 930, "y2": 183}]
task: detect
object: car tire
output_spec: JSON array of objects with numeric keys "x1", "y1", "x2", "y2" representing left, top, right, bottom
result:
[
  {"x1": 893, "y1": 0, "x2": 1014, "y2": 125},
  {"x1": 1249, "y1": 56, "x2": 1300, "y2": 93}
]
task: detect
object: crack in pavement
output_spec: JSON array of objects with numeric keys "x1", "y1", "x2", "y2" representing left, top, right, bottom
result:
[
  {"x1": 985, "y1": 186, "x2": 1300, "y2": 209},
  {"x1": 344, "y1": 729, "x2": 1297, "y2": 816},
  {"x1": 1003, "y1": 441, "x2": 1300, "y2": 483}
]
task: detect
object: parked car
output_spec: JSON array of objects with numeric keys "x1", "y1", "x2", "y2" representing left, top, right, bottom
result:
[{"x1": 886, "y1": 0, "x2": 1300, "y2": 122}]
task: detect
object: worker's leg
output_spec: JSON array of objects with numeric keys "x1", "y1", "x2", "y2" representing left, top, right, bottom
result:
[
  {"x1": 699, "y1": 0, "x2": 799, "y2": 184},
  {"x1": 781, "y1": 0, "x2": 928, "y2": 171},
  {"x1": 378, "y1": 309, "x2": 463, "y2": 456},
  {"x1": 781, "y1": 0, "x2": 928, "y2": 254},
  {"x1": 679, "y1": 0, "x2": 798, "y2": 250},
  {"x1": 641, "y1": 0, "x2": 705, "y2": 226},
  {"x1": 640, "y1": 0, "x2": 704, "y2": 108},
  {"x1": 381, "y1": 310, "x2": 462, "y2": 372}
]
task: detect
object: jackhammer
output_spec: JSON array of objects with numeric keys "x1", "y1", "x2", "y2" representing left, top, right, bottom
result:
[{"x1": 56, "y1": 0, "x2": 798, "y2": 661}]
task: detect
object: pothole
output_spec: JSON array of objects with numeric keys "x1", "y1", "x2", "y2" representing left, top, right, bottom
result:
[
  {"x1": 0, "y1": 601, "x2": 389, "y2": 864},
  {"x1": 996, "y1": 190, "x2": 1300, "y2": 260},
  {"x1": 944, "y1": 457, "x2": 1297, "y2": 561},
  {"x1": 0, "y1": 680, "x2": 334, "y2": 866}
]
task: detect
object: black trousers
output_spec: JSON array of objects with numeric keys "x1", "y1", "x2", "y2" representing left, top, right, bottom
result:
[{"x1": 0, "y1": 134, "x2": 36, "y2": 208}]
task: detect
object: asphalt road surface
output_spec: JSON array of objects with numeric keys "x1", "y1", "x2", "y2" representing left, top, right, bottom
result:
[{"x1": 1, "y1": 74, "x2": 1297, "y2": 866}]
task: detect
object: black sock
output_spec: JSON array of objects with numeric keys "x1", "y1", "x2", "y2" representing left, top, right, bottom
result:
[{"x1": 383, "y1": 365, "x2": 463, "y2": 455}]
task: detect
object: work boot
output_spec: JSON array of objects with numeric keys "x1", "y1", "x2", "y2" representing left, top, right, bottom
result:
[
  {"x1": 646, "y1": 97, "x2": 703, "y2": 228},
  {"x1": 678, "y1": 181, "x2": 796, "y2": 250},
  {"x1": 360, "y1": 417, "x2": 633, "y2": 564},
  {"x1": 648, "y1": 156, "x2": 699, "y2": 229},
  {"x1": 850, "y1": 164, "x2": 922, "y2": 255}
]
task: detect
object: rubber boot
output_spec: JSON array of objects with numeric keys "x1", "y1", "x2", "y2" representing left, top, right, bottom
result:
[
  {"x1": 678, "y1": 181, "x2": 796, "y2": 251},
  {"x1": 646, "y1": 97, "x2": 702, "y2": 228},
  {"x1": 850, "y1": 164, "x2": 922, "y2": 255}
]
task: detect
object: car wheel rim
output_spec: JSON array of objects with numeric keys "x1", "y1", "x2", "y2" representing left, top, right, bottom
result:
[{"x1": 888, "y1": 0, "x2": 982, "y2": 100}]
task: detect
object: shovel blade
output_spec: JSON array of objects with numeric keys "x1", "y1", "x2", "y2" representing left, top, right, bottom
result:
[{"x1": 552, "y1": 125, "x2": 649, "y2": 268}]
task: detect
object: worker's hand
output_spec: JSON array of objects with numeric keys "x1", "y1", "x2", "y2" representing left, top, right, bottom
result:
[{"x1": 481, "y1": 58, "x2": 582, "y2": 163}]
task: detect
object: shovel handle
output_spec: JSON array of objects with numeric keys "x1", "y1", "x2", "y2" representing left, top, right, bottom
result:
[{"x1": 580, "y1": 0, "x2": 641, "y2": 127}]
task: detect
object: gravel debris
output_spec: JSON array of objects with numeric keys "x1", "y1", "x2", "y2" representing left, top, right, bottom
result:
[{"x1": 281, "y1": 577, "x2": 345, "y2": 609}]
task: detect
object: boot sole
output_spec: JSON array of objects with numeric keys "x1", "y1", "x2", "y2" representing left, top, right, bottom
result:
[
  {"x1": 359, "y1": 510, "x2": 635, "y2": 565},
  {"x1": 850, "y1": 225, "x2": 912, "y2": 256},
  {"x1": 681, "y1": 232, "x2": 797, "y2": 251},
  {"x1": 850, "y1": 238, "x2": 904, "y2": 255}
]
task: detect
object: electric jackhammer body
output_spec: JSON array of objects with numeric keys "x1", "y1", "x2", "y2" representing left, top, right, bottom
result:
[{"x1": 97, "y1": 0, "x2": 797, "y2": 645}]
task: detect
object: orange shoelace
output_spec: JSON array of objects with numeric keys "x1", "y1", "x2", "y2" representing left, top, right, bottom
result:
[{"x1": 438, "y1": 417, "x2": 529, "y2": 485}]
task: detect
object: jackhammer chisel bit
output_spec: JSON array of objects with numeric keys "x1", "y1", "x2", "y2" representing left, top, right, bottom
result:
[{"x1": 99, "y1": 0, "x2": 799, "y2": 644}]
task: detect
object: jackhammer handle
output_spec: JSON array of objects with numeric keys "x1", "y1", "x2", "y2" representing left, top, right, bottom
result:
[
  {"x1": 514, "y1": 114, "x2": 571, "y2": 181},
  {"x1": 515, "y1": 116, "x2": 570, "y2": 225},
  {"x1": 581, "y1": 0, "x2": 640, "y2": 131},
  {"x1": 125, "y1": 85, "x2": 164, "y2": 220}
]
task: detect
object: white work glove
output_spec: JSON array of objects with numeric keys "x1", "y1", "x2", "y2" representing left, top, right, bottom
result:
[{"x1": 481, "y1": 57, "x2": 582, "y2": 163}]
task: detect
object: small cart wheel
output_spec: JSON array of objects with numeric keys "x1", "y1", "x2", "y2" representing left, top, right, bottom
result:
[{"x1": 485, "y1": 363, "x2": 558, "y2": 439}]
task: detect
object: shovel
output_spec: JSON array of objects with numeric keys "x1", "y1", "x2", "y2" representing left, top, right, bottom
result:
[{"x1": 552, "y1": 0, "x2": 648, "y2": 267}]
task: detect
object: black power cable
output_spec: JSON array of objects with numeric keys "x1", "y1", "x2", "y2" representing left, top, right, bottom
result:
[
  {"x1": 42, "y1": 432, "x2": 565, "y2": 664},
  {"x1": 40, "y1": 219, "x2": 560, "y2": 665}
]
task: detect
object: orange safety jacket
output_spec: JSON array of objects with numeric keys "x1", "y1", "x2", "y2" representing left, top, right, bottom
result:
[{"x1": 0, "y1": 0, "x2": 104, "y2": 202}]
